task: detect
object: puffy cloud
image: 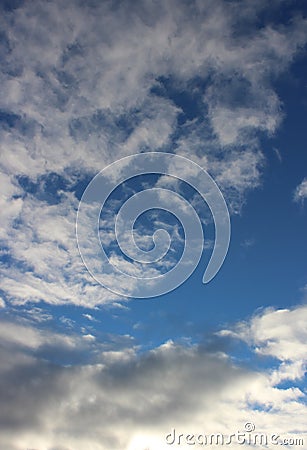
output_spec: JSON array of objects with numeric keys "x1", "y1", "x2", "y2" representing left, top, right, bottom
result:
[
  {"x1": 219, "y1": 305, "x2": 307, "y2": 385},
  {"x1": 0, "y1": 5, "x2": 306, "y2": 449},
  {"x1": 0, "y1": 305, "x2": 306, "y2": 449},
  {"x1": 0, "y1": 0, "x2": 306, "y2": 178},
  {"x1": 0, "y1": 173, "x2": 23, "y2": 240},
  {"x1": 1, "y1": 0, "x2": 307, "y2": 307},
  {"x1": 220, "y1": 305, "x2": 307, "y2": 361},
  {"x1": 0, "y1": 190, "x2": 123, "y2": 307}
]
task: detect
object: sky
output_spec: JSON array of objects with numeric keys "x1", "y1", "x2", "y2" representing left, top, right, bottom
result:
[{"x1": 0, "y1": 0, "x2": 307, "y2": 449}]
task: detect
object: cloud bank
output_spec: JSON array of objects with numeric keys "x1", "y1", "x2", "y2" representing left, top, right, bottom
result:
[{"x1": 0, "y1": 304, "x2": 306, "y2": 449}]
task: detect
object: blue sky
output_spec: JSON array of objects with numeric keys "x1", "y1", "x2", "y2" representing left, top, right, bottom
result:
[{"x1": 0, "y1": 0, "x2": 307, "y2": 449}]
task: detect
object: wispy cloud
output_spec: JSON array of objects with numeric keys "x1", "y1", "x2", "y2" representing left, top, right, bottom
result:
[
  {"x1": 294, "y1": 178, "x2": 307, "y2": 203},
  {"x1": 1, "y1": 0, "x2": 306, "y2": 307}
]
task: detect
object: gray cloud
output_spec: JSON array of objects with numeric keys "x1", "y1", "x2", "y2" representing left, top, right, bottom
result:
[{"x1": 0, "y1": 305, "x2": 306, "y2": 449}]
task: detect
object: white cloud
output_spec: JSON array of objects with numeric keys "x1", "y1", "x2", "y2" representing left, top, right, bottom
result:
[
  {"x1": 82, "y1": 313, "x2": 99, "y2": 322},
  {"x1": 294, "y1": 178, "x2": 307, "y2": 202},
  {"x1": 0, "y1": 0, "x2": 307, "y2": 307},
  {"x1": 0, "y1": 190, "x2": 124, "y2": 307},
  {"x1": 0, "y1": 5, "x2": 306, "y2": 449},
  {"x1": 0, "y1": 305, "x2": 305, "y2": 449},
  {"x1": 219, "y1": 305, "x2": 307, "y2": 385},
  {"x1": 0, "y1": 0, "x2": 305, "y2": 179},
  {"x1": 0, "y1": 173, "x2": 23, "y2": 240}
]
